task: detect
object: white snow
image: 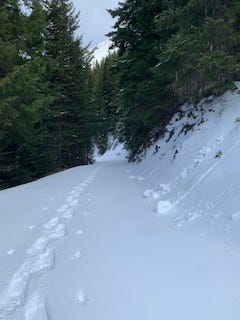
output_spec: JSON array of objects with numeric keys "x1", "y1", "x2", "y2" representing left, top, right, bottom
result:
[
  {"x1": 94, "y1": 136, "x2": 127, "y2": 162},
  {"x1": 91, "y1": 40, "x2": 115, "y2": 66},
  {"x1": 76, "y1": 290, "x2": 87, "y2": 305},
  {"x1": 6, "y1": 249, "x2": 15, "y2": 256},
  {"x1": 76, "y1": 229, "x2": 83, "y2": 235},
  {"x1": 157, "y1": 200, "x2": 173, "y2": 214},
  {"x1": 25, "y1": 292, "x2": 48, "y2": 320},
  {"x1": 1, "y1": 87, "x2": 240, "y2": 319}
]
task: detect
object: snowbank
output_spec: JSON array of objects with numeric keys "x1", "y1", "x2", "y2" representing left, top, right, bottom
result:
[{"x1": 135, "y1": 85, "x2": 240, "y2": 237}]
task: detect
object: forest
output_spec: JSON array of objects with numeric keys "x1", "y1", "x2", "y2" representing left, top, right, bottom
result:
[{"x1": 1, "y1": 0, "x2": 240, "y2": 188}]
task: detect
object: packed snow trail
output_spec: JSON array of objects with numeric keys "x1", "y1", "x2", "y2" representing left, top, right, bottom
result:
[{"x1": 1, "y1": 159, "x2": 240, "y2": 320}]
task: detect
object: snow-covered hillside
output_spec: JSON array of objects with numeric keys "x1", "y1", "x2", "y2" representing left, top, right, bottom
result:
[
  {"x1": 137, "y1": 85, "x2": 240, "y2": 234},
  {"x1": 91, "y1": 40, "x2": 114, "y2": 65},
  {"x1": 1, "y1": 87, "x2": 240, "y2": 319}
]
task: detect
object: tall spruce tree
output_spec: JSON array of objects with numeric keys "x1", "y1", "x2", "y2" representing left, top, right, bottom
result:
[
  {"x1": 108, "y1": 0, "x2": 170, "y2": 159},
  {"x1": 155, "y1": 0, "x2": 240, "y2": 103},
  {"x1": 90, "y1": 52, "x2": 120, "y2": 154},
  {"x1": 45, "y1": 0, "x2": 93, "y2": 168},
  {"x1": 108, "y1": 0, "x2": 240, "y2": 159},
  {"x1": 0, "y1": 0, "x2": 55, "y2": 188}
]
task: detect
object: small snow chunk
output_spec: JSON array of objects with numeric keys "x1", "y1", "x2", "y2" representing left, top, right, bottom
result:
[
  {"x1": 138, "y1": 176, "x2": 144, "y2": 181},
  {"x1": 152, "y1": 192, "x2": 160, "y2": 199},
  {"x1": 176, "y1": 220, "x2": 184, "y2": 228},
  {"x1": 157, "y1": 200, "x2": 172, "y2": 215},
  {"x1": 28, "y1": 225, "x2": 35, "y2": 230},
  {"x1": 7, "y1": 249, "x2": 15, "y2": 255},
  {"x1": 70, "y1": 251, "x2": 82, "y2": 260},
  {"x1": 77, "y1": 290, "x2": 87, "y2": 305},
  {"x1": 216, "y1": 136, "x2": 224, "y2": 144},
  {"x1": 143, "y1": 190, "x2": 159, "y2": 199},
  {"x1": 232, "y1": 212, "x2": 240, "y2": 221},
  {"x1": 143, "y1": 189, "x2": 154, "y2": 198},
  {"x1": 159, "y1": 184, "x2": 170, "y2": 194},
  {"x1": 76, "y1": 229, "x2": 83, "y2": 235}
]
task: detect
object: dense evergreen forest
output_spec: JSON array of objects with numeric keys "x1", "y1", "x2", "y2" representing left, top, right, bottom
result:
[{"x1": 1, "y1": 0, "x2": 240, "y2": 189}]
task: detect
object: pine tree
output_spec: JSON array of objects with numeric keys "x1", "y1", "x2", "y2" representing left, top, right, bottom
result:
[
  {"x1": 45, "y1": 0, "x2": 93, "y2": 168},
  {"x1": 0, "y1": 0, "x2": 54, "y2": 188},
  {"x1": 155, "y1": 0, "x2": 240, "y2": 103},
  {"x1": 108, "y1": 1, "x2": 168, "y2": 159},
  {"x1": 90, "y1": 52, "x2": 121, "y2": 154}
]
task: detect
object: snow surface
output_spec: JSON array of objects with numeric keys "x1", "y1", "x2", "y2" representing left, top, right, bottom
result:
[
  {"x1": 1, "y1": 88, "x2": 240, "y2": 319},
  {"x1": 94, "y1": 135, "x2": 127, "y2": 162}
]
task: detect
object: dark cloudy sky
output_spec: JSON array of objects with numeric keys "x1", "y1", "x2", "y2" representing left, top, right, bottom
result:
[{"x1": 72, "y1": 0, "x2": 119, "y2": 46}]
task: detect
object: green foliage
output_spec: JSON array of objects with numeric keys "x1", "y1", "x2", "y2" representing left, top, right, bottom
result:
[
  {"x1": 45, "y1": 0, "x2": 94, "y2": 168},
  {"x1": 108, "y1": 0, "x2": 240, "y2": 160},
  {"x1": 0, "y1": 0, "x2": 95, "y2": 188},
  {"x1": 90, "y1": 52, "x2": 121, "y2": 154},
  {"x1": 108, "y1": 0, "x2": 171, "y2": 159}
]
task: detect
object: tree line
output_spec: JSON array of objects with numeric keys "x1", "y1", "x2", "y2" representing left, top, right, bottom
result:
[
  {"x1": 108, "y1": 0, "x2": 240, "y2": 160},
  {"x1": 0, "y1": 0, "x2": 115, "y2": 188},
  {"x1": 1, "y1": 0, "x2": 240, "y2": 188}
]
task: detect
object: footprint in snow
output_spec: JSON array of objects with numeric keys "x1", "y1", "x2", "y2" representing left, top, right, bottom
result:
[
  {"x1": 67, "y1": 195, "x2": 74, "y2": 202},
  {"x1": 61, "y1": 208, "x2": 74, "y2": 219},
  {"x1": 69, "y1": 199, "x2": 79, "y2": 207},
  {"x1": 57, "y1": 204, "x2": 69, "y2": 214}
]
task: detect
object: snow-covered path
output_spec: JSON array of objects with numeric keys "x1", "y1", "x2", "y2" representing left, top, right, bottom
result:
[{"x1": 1, "y1": 159, "x2": 240, "y2": 320}]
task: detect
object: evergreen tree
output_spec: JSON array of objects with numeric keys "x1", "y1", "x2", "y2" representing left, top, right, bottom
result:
[
  {"x1": 108, "y1": 0, "x2": 240, "y2": 159},
  {"x1": 155, "y1": 0, "x2": 240, "y2": 103},
  {"x1": 90, "y1": 52, "x2": 120, "y2": 154},
  {"x1": 108, "y1": 1, "x2": 169, "y2": 159},
  {"x1": 0, "y1": 0, "x2": 54, "y2": 188}
]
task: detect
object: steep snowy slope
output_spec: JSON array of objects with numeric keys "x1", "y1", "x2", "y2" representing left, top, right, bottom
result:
[
  {"x1": 1, "y1": 87, "x2": 240, "y2": 320},
  {"x1": 135, "y1": 86, "x2": 240, "y2": 241}
]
